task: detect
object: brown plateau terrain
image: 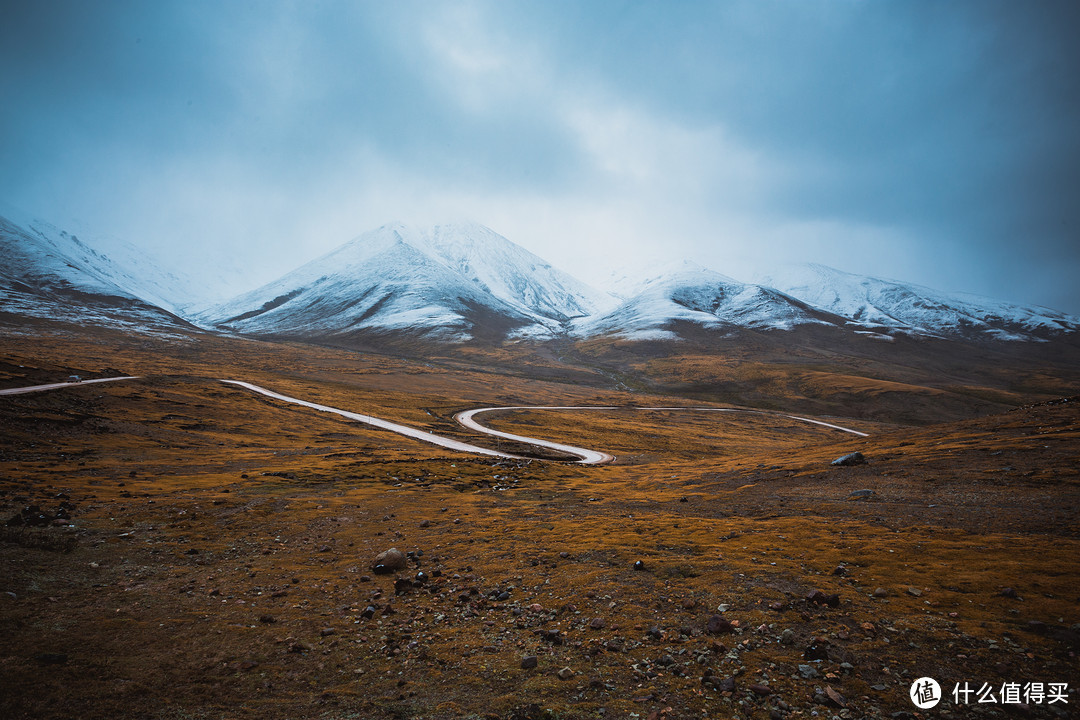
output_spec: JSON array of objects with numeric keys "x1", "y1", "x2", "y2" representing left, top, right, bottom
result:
[{"x1": 1, "y1": 325, "x2": 1078, "y2": 720}]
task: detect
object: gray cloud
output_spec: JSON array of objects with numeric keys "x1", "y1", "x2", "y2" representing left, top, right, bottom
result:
[{"x1": 1, "y1": 0, "x2": 1078, "y2": 313}]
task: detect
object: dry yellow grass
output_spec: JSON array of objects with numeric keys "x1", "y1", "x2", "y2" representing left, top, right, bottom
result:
[{"x1": 0, "y1": 328, "x2": 1078, "y2": 719}]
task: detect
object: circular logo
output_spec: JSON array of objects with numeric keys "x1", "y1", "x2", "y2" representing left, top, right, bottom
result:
[{"x1": 910, "y1": 677, "x2": 942, "y2": 709}]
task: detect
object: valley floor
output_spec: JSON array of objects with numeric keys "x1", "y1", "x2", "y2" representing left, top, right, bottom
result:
[{"x1": 0, "y1": 329, "x2": 1077, "y2": 720}]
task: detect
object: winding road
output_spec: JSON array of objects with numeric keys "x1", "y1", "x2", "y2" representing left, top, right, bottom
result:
[
  {"x1": 1, "y1": 376, "x2": 869, "y2": 464},
  {"x1": 0, "y1": 376, "x2": 141, "y2": 396}
]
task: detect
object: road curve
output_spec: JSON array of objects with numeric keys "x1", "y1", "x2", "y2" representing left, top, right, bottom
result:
[
  {"x1": 0, "y1": 376, "x2": 141, "y2": 395},
  {"x1": 220, "y1": 380, "x2": 524, "y2": 460},
  {"x1": 455, "y1": 407, "x2": 616, "y2": 464},
  {"x1": 454, "y1": 405, "x2": 870, "y2": 464}
]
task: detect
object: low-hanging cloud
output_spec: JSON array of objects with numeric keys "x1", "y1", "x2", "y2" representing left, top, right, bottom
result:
[{"x1": 1, "y1": 0, "x2": 1077, "y2": 313}]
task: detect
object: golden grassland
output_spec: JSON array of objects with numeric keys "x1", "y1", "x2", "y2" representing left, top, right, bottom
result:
[{"x1": 0, "y1": 328, "x2": 1078, "y2": 719}]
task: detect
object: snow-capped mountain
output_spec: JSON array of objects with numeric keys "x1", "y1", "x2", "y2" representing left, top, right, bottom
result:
[
  {"x1": 3, "y1": 207, "x2": 1077, "y2": 346},
  {"x1": 575, "y1": 261, "x2": 842, "y2": 340},
  {"x1": 197, "y1": 223, "x2": 615, "y2": 342},
  {"x1": 757, "y1": 263, "x2": 1080, "y2": 342},
  {"x1": 0, "y1": 210, "x2": 195, "y2": 332}
]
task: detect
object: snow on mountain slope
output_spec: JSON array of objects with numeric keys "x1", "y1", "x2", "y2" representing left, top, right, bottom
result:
[
  {"x1": 198, "y1": 223, "x2": 611, "y2": 342},
  {"x1": 575, "y1": 262, "x2": 839, "y2": 340},
  {"x1": 757, "y1": 263, "x2": 1080, "y2": 341},
  {"x1": 0, "y1": 209, "x2": 195, "y2": 332},
  {"x1": 423, "y1": 222, "x2": 617, "y2": 320}
]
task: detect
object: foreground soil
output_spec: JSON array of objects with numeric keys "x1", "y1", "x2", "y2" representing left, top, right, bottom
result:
[{"x1": 0, "y1": 330, "x2": 1078, "y2": 719}]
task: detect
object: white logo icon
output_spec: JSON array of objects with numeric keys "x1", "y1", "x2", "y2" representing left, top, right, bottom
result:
[{"x1": 911, "y1": 677, "x2": 942, "y2": 709}]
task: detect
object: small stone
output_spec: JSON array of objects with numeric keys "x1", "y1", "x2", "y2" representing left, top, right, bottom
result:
[
  {"x1": 529, "y1": 603, "x2": 544, "y2": 613},
  {"x1": 832, "y1": 452, "x2": 867, "y2": 467},
  {"x1": 520, "y1": 655, "x2": 538, "y2": 669},
  {"x1": 557, "y1": 666, "x2": 574, "y2": 680},
  {"x1": 589, "y1": 617, "x2": 605, "y2": 630},
  {"x1": 633, "y1": 560, "x2": 645, "y2": 571},
  {"x1": 319, "y1": 627, "x2": 336, "y2": 637},
  {"x1": 906, "y1": 586, "x2": 922, "y2": 597},
  {"x1": 798, "y1": 664, "x2": 819, "y2": 679},
  {"x1": 804, "y1": 638, "x2": 831, "y2": 661},
  {"x1": 419, "y1": 519, "x2": 430, "y2": 528},
  {"x1": 825, "y1": 685, "x2": 847, "y2": 707},
  {"x1": 706, "y1": 615, "x2": 732, "y2": 634},
  {"x1": 258, "y1": 614, "x2": 276, "y2": 623},
  {"x1": 1000, "y1": 587, "x2": 1019, "y2": 599},
  {"x1": 371, "y1": 548, "x2": 408, "y2": 574},
  {"x1": 806, "y1": 590, "x2": 840, "y2": 607},
  {"x1": 749, "y1": 683, "x2": 772, "y2": 696},
  {"x1": 360, "y1": 606, "x2": 376, "y2": 619},
  {"x1": 873, "y1": 587, "x2": 889, "y2": 597},
  {"x1": 781, "y1": 628, "x2": 795, "y2": 645},
  {"x1": 559, "y1": 551, "x2": 569, "y2": 559},
  {"x1": 847, "y1": 488, "x2": 874, "y2": 499}
]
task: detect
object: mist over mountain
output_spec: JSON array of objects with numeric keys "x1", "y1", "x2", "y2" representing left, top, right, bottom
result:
[{"x1": 2, "y1": 210, "x2": 1078, "y2": 345}]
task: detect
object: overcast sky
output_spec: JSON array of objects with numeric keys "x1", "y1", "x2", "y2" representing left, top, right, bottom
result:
[{"x1": 2, "y1": 0, "x2": 1079, "y2": 312}]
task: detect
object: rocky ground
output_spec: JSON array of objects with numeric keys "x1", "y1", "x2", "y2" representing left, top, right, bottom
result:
[{"x1": 0, "y1": 332, "x2": 1077, "y2": 719}]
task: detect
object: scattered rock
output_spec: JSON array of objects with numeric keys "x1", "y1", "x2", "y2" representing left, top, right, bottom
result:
[
  {"x1": 780, "y1": 628, "x2": 795, "y2": 645},
  {"x1": 714, "y1": 677, "x2": 736, "y2": 693},
  {"x1": 798, "y1": 664, "x2": 819, "y2": 679},
  {"x1": 906, "y1": 586, "x2": 922, "y2": 597},
  {"x1": 419, "y1": 519, "x2": 430, "y2": 528},
  {"x1": 589, "y1": 617, "x2": 605, "y2": 630},
  {"x1": 1000, "y1": 587, "x2": 1019, "y2": 599},
  {"x1": 633, "y1": 560, "x2": 646, "y2": 571},
  {"x1": 804, "y1": 638, "x2": 831, "y2": 661},
  {"x1": 847, "y1": 489, "x2": 874, "y2": 499},
  {"x1": 873, "y1": 587, "x2": 889, "y2": 597},
  {"x1": 806, "y1": 589, "x2": 840, "y2": 607},
  {"x1": 535, "y1": 629, "x2": 563, "y2": 645},
  {"x1": 825, "y1": 685, "x2": 847, "y2": 707},
  {"x1": 832, "y1": 452, "x2": 867, "y2": 467},
  {"x1": 749, "y1": 683, "x2": 772, "y2": 696},
  {"x1": 557, "y1": 666, "x2": 574, "y2": 681},
  {"x1": 371, "y1": 548, "x2": 407, "y2": 574},
  {"x1": 319, "y1": 627, "x2": 336, "y2": 637},
  {"x1": 258, "y1": 614, "x2": 276, "y2": 623},
  {"x1": 520, "y1": 655, "x2": 538, "y2": 669},
  {"x1": 706, "y1": 615, "x2": 733, "y2": 634}
]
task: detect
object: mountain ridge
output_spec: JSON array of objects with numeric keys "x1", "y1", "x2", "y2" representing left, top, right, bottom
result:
[{"x1": 2, "y1": 210, "x2": 1078, "y2": 345}]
